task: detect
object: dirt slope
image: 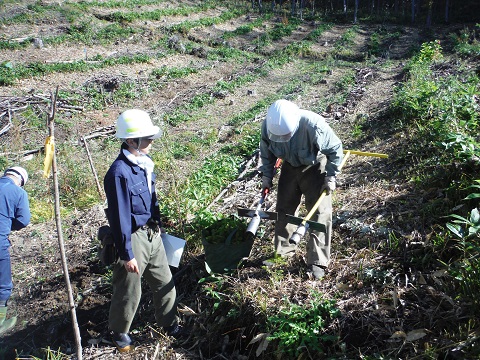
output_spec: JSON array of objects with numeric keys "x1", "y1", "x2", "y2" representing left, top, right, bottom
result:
[{"x1": 0, "y1": 1, "x2": 470, "y2": 359}]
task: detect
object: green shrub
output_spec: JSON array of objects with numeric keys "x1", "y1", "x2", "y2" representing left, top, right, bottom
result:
[
  {"x1": 267, "y1": 291, "x2": 340, "y2": 358},
  {"x1": 446, "y1": 181, "x2": 480, "y2": 312}
]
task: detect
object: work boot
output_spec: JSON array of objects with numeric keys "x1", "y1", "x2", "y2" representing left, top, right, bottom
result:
[
  {"x1": 164, "y1": 322, "x2": 187, "y2": 339},
  {"x1": 309, "y1": 264, "x2": 326, "y2": 280},
  {"x1": 111, "y1": 331, "x2": 135, "y2": 353},
  {"x1": 0, "y1": 306, "x2": 17, "y2": 335}
]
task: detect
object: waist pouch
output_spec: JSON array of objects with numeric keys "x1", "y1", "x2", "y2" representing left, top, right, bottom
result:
[{"x1": 97, "y1": 225, "x2": 118, "y2": 266}]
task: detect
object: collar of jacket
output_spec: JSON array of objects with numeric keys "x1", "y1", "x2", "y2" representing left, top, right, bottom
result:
[{"x1": 118, "y1": 150, "x2": 143, "y2": 175}]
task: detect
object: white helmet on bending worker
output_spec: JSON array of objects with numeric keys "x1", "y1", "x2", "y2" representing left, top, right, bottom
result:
[{"x1": 266, "y1": 99, "x2": 300, "y2": 143}]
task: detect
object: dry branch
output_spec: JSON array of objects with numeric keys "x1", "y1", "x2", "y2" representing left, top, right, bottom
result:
[{"x1": 0, "y1": 93, "x2": 84, "y2": 137}]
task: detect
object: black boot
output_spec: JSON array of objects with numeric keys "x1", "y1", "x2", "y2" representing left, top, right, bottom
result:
[{"x1": 111, "y1": 331, "x2": 135, "y2": 352}]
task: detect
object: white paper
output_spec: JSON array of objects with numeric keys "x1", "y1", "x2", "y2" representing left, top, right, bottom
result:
[{"x1": 161, "y1": 233, "x2": 186, "y2": 268}]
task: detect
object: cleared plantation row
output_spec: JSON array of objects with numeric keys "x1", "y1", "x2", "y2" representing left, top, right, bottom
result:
[{"x1": 0, "y1": 1, "x2": 390, "y2": 224}]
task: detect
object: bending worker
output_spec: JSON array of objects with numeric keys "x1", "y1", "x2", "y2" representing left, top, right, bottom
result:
[
  {"x1": 259, "y1": 99, "x2": 343, "y2": 280},
  {"x1": 0, "y1": 167, "x2": 31, "y2": 334},
  {"x1": 104, "y1": 109, "x2": 182, "y2": 352}
]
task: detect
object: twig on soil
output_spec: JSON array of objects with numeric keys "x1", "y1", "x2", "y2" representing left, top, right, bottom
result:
[
  {"x1": 205, "y1": 150, "x2": 260, "y2": 211},
  {"x1": 0, "y1": 93, "x2": 84, "y2": 137}
]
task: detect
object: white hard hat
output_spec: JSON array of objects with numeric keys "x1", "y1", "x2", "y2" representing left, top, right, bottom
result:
[
  {"x1": 266, "y1": 100, "x2": 300, "y2": 142},
  {"x1": 115, "y1": 109, "x2": 162, "y2": 139},
  {"x1": 4, "y1": 166, "x2": 28, "y2": 186}
]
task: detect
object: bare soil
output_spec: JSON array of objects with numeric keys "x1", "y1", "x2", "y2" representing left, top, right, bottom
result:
[{"x1": 0, "y1": 1, "x2": 475, "y2": 359}]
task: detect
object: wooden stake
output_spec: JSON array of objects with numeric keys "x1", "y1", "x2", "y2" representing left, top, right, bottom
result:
[
  {"x1": 81, "y1": 136, "x2": 105, "y2": 200},
  {"x1": 46, "y1": 87, "x2": 82, "y2": 360}
]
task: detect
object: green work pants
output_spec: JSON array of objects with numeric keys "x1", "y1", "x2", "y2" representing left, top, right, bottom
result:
[
  {"x1": 274, "y1": 161, "x2": 332, "y2": 267},
  {"x1": 109, "y1": 227, "x2": 178, "y2": 333}
]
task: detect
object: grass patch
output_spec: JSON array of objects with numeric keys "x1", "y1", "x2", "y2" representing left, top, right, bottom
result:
[
  {"x1": 170, "y1": 8, "x2": 245, "y2": 35},
  {"x1": 0, "y1": 53, "x2": 154, "y2": 85},
  {"x1": 98, "y1": 2, "x2": 218, "y2": 23}
]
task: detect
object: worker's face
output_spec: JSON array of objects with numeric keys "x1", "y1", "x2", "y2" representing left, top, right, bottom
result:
[
  {"x1": 127, "y1": 137, "x2": 153, "y2": 155},
  {"x1": 137, "y1": 137, "x2": 153, "y2": 155}
]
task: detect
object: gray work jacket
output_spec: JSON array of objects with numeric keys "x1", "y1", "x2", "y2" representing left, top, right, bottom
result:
[{"x1": 259, "y1": 109, "x2": 343, "y2": 179}]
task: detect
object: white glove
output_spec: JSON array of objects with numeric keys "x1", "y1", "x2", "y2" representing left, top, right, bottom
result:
[
  {"x1": 323, "y1": 176, "x2": 336, "y2": 194},
  {"x1": 262, "y1": 176, "x2": 273, "y2": 191}
]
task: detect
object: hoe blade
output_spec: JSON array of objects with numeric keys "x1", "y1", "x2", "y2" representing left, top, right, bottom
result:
[
  {"x1": 286, "y1": 214, "x2": 326, "y2": 232},
  {"x1": 237, "y1": 208, "x2": 278, "y2": 221}
]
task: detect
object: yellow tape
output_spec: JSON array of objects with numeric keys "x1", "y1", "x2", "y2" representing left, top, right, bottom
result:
[
  {"x1": 343, "y1": 149, "x2": 388, "y2": 158},
  {"x1": 43, "y1": 136, "x2": 55, "y2": 178}
]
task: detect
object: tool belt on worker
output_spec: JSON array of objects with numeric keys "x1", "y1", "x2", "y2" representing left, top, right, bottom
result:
[
  {"x1": 137, "y1": 218, "x2": 161, "y2": 237},
  {"x1": 97, "y1": 225, "x2": 118, "y2": 266}
]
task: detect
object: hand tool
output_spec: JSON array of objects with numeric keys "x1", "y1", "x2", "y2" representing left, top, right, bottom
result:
[
  {"x1": 237, "y1": 158, "x2": 283, "y2": 236},
  {"x1": 288, "y1": 150, "x2": 388, "y2": 244}
]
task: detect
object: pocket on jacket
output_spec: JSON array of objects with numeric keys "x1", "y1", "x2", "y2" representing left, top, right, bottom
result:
[{"x1": 130, "y1": 181, "x2": 149, "y2": 214}]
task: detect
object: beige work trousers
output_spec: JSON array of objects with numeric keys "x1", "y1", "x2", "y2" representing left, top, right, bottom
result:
[
  {"x1": 109, "y1": 227, "x2": 178, "y2": 333},
  {"x1": 274, "y1": 161, "x2": 332, "y2": 267}
]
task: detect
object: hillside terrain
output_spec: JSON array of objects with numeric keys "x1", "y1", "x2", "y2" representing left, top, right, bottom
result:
[{"x1": 0, "y1": 1, "x2": 479, "y2": 359}]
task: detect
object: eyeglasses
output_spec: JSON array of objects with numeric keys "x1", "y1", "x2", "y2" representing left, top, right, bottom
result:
[{"x1": 139, "y1": 137, "x2": 154, "y2": 142}]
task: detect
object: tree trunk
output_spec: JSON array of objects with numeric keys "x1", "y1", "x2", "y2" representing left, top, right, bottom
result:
[
  {"x1": 426, "y1": 0, "x2": 433, "y2": 27},
  {"x1": 354, "y1": 0, "x2": 359, "y2": 23},
  {"x1": 411, "y1": 0, "x2": 415, "y2": 23},
  {"x1": 445, "y1": 0, "x2": 450, "y2": 23}
]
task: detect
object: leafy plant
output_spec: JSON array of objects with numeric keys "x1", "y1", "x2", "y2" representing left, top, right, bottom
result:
[
  {"x1": 450, "y1": 25, "x2": 480, "y2": 57},
  {"x1": 267, "y1": 291, "x2": 341, "y2": 358},
  {"x1": 446, "y1": 181, "x2": 480, "y2": 311},
  {"x1": 202, "y1": 216, "x2": 247, "y2": 245}
]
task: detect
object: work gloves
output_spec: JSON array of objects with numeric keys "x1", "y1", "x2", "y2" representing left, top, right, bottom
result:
[
  {"x1": 262, "y1": 176, "x2": 273, "y2": 191},
  {"x1": 322, "y1": 175, "x2": 336, "y2": 195}
]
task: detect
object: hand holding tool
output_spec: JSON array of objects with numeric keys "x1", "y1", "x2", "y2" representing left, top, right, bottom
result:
[
  {"x1": 237, "y1": 158, "x2": 283, "y2": 236},
  {"x1": 245, "y1": 188, "x2": 274, "y2": 236},
  {"x1": 288, "y1": 150, "x2": 388, "y2": 245},
  {"x1": 322, "y1": 175, "x2": 336, "y2": 194},
  {"x1": 261, "y1": 176, "x2": 273, "y2": 191}
]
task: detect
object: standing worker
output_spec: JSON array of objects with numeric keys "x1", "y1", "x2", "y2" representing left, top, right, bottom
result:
[
  {"x1": 259, "y1": 100, "x2": 343, "y2": 280},
  {"x1": 0, "y1": 166, "x2": 31, "y2": 334},
  {"x1": 104, "y1": 109, "x2": 182, "y2": 352}
]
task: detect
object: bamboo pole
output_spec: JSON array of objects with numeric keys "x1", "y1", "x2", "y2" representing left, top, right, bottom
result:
[
  {"x1": 81, "y1": 136, "x2": 105, "y2": 200},
  {"x1": 343, "y1": 149, "x2": 389, "y2": 158},
  {"x1": 47, "y1": 87, "x2": 82, "y2": 359}
]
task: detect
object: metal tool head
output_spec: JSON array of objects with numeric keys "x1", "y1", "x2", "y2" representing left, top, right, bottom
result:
[
  {"x1": 246, "y1": 215, "x2": 261, "y2": 236},
  {"x1": 285, "y1": 214, "x2": 326, "y2": 232},
  {"x1": 237, "y1": 208, "x2": 278, "y2": 220}
]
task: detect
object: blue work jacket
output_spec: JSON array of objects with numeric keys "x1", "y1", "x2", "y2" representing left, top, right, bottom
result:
[
  {"x1": 104, "y1": 151, "x2": 161, "y2": 261},
  {"x1": 0, "y1": 176, "x2": 31, "y2": 247}
]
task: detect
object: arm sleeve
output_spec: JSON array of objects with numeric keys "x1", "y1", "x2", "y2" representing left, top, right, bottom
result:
[
  {"x1": 105, "y1": 175, "x2": 135, "y2": 261},
  {"x1": 316, "y1": 124, "x2": 343, "y2": 176},
  {"x1": 11, "y1": 191, "x2": 31, "y2": 231},
  {"x1": 259, "y1": 121, "x2": 277, "y2": 179}
]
